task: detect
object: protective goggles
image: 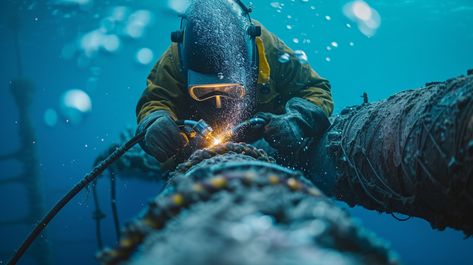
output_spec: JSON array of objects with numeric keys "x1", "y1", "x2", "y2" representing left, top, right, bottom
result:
[
  {"x1": 189, "y1": 83, "x2": 246, "y2": 101},
  {"x1": 188, "y1": 83, "x2": 246, "y2": 108}
]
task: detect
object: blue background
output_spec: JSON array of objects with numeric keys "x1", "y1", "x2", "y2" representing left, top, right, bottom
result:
[{"x1": 1, "y1": 0, "x2": 472, "y2": 264}]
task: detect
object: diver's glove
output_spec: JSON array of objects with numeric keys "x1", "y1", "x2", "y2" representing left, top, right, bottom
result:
[
  {"x1": 137, "y1": 110, "x2": 188, "y2": 162},
  {"x1": 256, "y1": 97, "x2": 330, "y2": 154}
]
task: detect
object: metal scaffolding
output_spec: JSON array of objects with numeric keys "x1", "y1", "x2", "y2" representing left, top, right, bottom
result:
[{"x1": 1, "y1": 79, "x2": 53, "y2": 265}]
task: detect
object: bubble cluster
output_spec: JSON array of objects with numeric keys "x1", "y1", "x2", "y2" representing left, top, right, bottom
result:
[
  {"x1": 80, "y1": 30, "x2": 121, "y2": 57},
  {"x1": 343, "y1": 0, "x2": 381, "y2": 37},
  {"x1": 265, "y1": 0, "x2": 364, "y2": 64},
  {"x1": 125, "y1": 10, "x2": 153, "y2": 39},
  {"x1": 270, "y1": 2, "x2": 284, "y2": 10},
  {"x1": 67, "y1": 7, "x2": 154, "y2": 61}
]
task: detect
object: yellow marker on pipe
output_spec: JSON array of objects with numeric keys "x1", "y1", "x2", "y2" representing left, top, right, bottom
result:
[{"x1": 215, "y1": 96, "x2": 222, "y2": 108}]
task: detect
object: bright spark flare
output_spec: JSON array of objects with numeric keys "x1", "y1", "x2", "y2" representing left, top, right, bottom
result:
[{"x1": 212, "y1": 137, "x2": 223, "y2": 146}]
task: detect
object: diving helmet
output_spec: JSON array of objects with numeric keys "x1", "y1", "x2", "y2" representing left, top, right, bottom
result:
[{"x1": 171, "y1": 0, "x2": 261, "y2": 109}]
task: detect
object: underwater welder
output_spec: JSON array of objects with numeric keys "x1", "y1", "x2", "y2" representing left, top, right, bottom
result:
[{"x1": 136, "y1": 0, "x2": 334, "y2": 163}]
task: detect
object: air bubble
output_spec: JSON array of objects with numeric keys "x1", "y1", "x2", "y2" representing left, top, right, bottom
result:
[
  {"x1": 59, "y1": 89, "x2": 92, "y2": 126},
  {"x1": 44, "y1": 109, "x2": 58, "y2": 127},
  {"x1": 136, "y1": 48, "x2": 154, "y2": 65},
  {"x1": 278, "y1": 53, "x2": 290, "y2": 63},
  {"x1": 294, "y1": 50, "x2": 308, "y2": 64}
]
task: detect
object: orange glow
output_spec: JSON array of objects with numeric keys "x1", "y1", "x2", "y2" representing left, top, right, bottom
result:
[
  {"x1": 212, "y1": 137, "x2": 223, "y2": 146},
  {"x1": 206, "y1": 129, "x2": 233, "y2": 147}
]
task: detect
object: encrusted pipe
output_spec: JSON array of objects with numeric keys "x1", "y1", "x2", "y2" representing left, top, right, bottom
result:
[
  {"x1": 98, "y1": 143, "x2": 399, "y2": 265},
  {"x1": 310, "y1": 74, "x2": 473, "y2": 235}
]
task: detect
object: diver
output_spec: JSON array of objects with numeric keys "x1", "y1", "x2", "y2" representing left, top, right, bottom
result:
[{"x1": 136, "y1": 0, "x2": 333, "y2": 163}]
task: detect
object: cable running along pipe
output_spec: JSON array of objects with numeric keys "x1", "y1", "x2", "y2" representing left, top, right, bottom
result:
[{"x1": 7, "y1": 132, "x2": 146, "y2": 265}]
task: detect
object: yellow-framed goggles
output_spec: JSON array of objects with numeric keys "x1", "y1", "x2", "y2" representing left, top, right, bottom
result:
[{"x1": 188, "y1": 83, "x2": 246, "y2": 108}]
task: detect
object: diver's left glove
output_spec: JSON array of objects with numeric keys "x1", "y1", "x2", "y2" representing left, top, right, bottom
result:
[
  {"x1": 256, "y1": 97, "x2": 330, "y2": 154},
  {"x1": 137, "y1": 110, "x2": 188, "y2": 162}
]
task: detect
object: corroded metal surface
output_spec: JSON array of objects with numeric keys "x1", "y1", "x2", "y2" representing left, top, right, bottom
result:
[
  {"x1": 311, "y1": 74, "x2": 473, "y2": 234},
  {"x1": 98, "y1": 143, "x2": 398, "y2": 265}
]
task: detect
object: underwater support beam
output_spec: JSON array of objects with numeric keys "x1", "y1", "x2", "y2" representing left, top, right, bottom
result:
[
  {"x1": 0, "y1": 153, "x2": 19, "y2": 161},
  {"x1": 8, "y1": 79, "x2": 54, "y2": 265},
  {"x1": 0, "y1": 177, "x2": 21, "y2": 185},
  {"x1": 310, "y1": 74, "x2": 473, "y2": 234}
]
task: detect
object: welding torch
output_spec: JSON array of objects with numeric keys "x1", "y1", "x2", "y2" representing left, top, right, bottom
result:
[{"x1": 176, "y1": 117, "x2": 269, "y2": 147}]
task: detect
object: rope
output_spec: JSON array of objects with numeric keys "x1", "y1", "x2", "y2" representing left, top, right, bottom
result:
[
  {"x1": 335, "y1": 79, "x2": 473, "y2": 232},
  {"x1": 7, "y1": 132, "x2": 146, "y2": 265},
  {"x1": 336, "y1": 89, "x2": 450, "y2": 209},
  {"x1": 391, "y1": 213, "x2": 411, "y2": 222}
]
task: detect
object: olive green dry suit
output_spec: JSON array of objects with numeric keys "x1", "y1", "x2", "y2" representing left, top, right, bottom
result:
[{"x1": 136, "y1": 21, "x2": 334, "y2": 162}]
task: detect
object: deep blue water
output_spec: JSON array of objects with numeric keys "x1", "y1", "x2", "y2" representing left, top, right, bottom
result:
[{"x1": 1, "y1": 0, "x2": 472, "y2": 264}]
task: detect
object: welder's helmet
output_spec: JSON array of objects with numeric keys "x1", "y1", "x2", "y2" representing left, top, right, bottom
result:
[{"x1": 171, "y1": 0, "x2": 261, "y2": 108}]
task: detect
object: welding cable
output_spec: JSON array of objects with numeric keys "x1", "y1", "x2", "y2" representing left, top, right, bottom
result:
[
  {"x1": 92, "y1": 180, "x2": 105, "y2": 249},
  {"x1": 7, "y1": 131, "x2": 146, "y2": 265}
]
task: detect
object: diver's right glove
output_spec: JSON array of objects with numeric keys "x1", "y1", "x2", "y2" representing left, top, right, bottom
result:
[{"x1": 137, "y1": 110, "x2": 188, "y2": 163}]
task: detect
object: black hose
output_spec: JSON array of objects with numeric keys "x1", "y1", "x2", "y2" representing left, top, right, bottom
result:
[
  {"x1": 92, "y1": 180, "x2": 105, "y2": 249},
  {"x1": 7, "y1": 132, "x2": 146, "y2": 265}
]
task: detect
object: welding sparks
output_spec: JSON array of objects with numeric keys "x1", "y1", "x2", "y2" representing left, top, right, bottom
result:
[
  {"x1": 212, "y1": 137, "x2": 223, "y2": 146},
  {"x1": 207, "y1": 131, "x2": 232, "y2": 147}
]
